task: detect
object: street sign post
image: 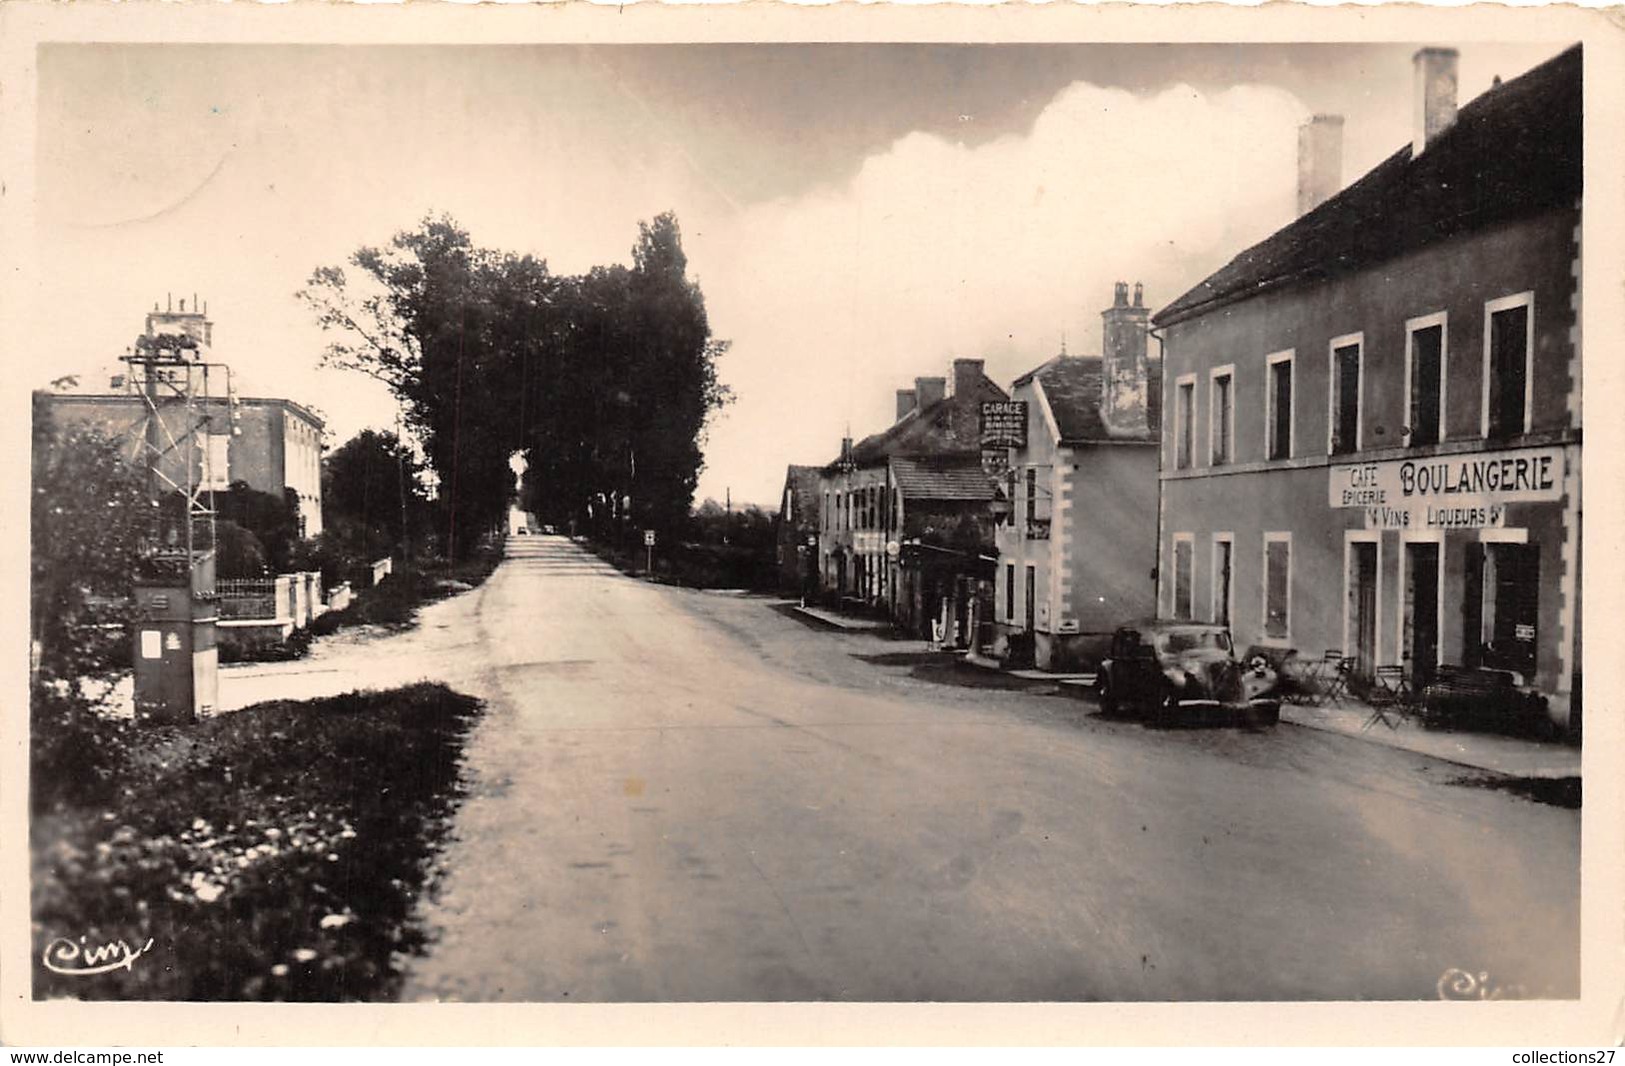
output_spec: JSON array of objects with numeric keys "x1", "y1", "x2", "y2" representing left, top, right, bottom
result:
[{"x1": 644, "y1": 529, "x2": 656, "y2": 573}]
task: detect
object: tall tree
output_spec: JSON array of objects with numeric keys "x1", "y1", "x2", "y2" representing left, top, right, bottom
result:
[
  {"x1": 323, "y1": 429, "x2": 430, "y2": 560},
  {"x1": 30, "y1": 394, "x2": 150, "y2": 697},
  {"x1": 300, "y1": 210, "x2": 730, "y2": 553}
]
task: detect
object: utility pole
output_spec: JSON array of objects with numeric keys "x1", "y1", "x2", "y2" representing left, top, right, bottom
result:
[{"x1": 121, "y1": 301, "x2": 229, "y2": 724}]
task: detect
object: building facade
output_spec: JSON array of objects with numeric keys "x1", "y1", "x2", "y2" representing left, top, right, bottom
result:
[
  {"x1": 41, "y1": 299, "x2": 326, "y2": 537},
  {"x1": 990, "y1": 283, "x2": 1162, "y2": 670},
  {"x1": 1152, "y1": 45, "x2": 1581, "y2": 726},
  {"x1": 43, "y1": 393, "x2": 327, "y2": 539},
  {"x1": 775, "y1": 464, "x2": 823, "y2": 597},
  {"x1": 816, "y1": 358, "x2": 1009, "y2": 640}
]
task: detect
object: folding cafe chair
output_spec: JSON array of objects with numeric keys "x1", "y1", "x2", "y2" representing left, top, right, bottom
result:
[{"x1": 1363, "y1": 665, "x2": 1413, "y2": 731}]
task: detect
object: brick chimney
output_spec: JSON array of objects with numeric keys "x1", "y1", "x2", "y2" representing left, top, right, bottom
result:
[
  {"x1": 895, "y1": 388, "x2": 917, "y2": 422},
  {"x1": 1412, "y1": 47, "x2": 1459, "y2": 157},
  {"x1": 1100, "y1": 281, "x2": 1151, "y2": 437},
  {"x1": 951, "y1": 358, "x2": 985, "y2": 399},
  {"x1": 1297, "y1": 114, "x2": 1344, "y2": 216},
  {"x1": 915, "y1": 376, "x2": 947, "y2": 410}
]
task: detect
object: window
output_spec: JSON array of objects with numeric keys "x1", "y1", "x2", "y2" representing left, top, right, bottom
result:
[
  {"x1": 1266, "y1": 351, "x2": 1294, "y2": 461},
  {"x1": 1406, "y1": 313, "x2": 1446, "y2": 447},
  {"x1": 1174, "y1": 375, "x2": 1196, "y2": 469},
  {"x1": 1024, "y1": 565, "x2": 1037, "y2": 631},
  {"x1": 1467, "y1": 535, "x2": 1539, "y2": 680},
  {"x1": 1172, "y1": 535, "x2": 1194, "y2": 620},
  {"x1": 1006, "y1": 563, "x2": 1015, "y2": 621},
  {"x1": 1328, "y1": 333, "x2": 1362, "y2": 456},
  {"x1": 204, "y1": 434, "x2": 231, "y2": 491},
  {"x1": 1263, "y1": 533, "x2": 1292, "y2": 641},
  {"x1": 1211, "y1": 533, "x2": 1234, "y2": 627},
  {"x1": 1484, "y1": 293, "x2": 1533, "y2": 439},
  {"x1": 1209, "y1": 367, "x2": 1234, "y2": 465}
]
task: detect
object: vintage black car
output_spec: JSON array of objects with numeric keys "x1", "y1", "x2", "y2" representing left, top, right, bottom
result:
[{"x1": 1097, "y1": 621, "x2": 1281, "y2": 727}]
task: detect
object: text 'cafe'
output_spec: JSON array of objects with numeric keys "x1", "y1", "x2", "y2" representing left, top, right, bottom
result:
[{"x1": 1326, "y1": 443, "x2": 1578, "y2": 722}]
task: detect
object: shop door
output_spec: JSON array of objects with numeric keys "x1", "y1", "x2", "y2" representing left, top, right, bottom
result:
[
  {"x1": 1350, "y1": 542, "x2": 1378, "y2": 677},
  {"x1": 1482, "y1": 543, "x2": 1539, "y2": 680},
  {"x1": 1405, "y1": 542, "x2": 1440, "y2": 688}
]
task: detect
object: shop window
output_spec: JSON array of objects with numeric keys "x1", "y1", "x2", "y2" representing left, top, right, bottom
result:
[
  {"x1": 1485, "y1": 294, "x2": 1532, "y2": 440},
  {"x1": 1210, "y1": 368, "x2": 1234, "y2": 465},
  {"x1": 1172, "y1": 535, "x2": 1194, "y2": 620},
  {"x1": 1407, "y1": 316, "x2": 1445, "y2": 447},
  {"x1": 1266, "y1": 352, "x2": 1294, "y2": 461},
  {"x1": 1211, "y1": 534, "x2": 1233, "y2": 627},
  {"x1": 1264, "y1": 534, "x2": 1291, "y2": 640},
  {"x1": 1329, "y1": 335, "x2": 1362, "y2": 456},
  {"x1": 1464, "y1": 540, "x2": 1539, "y2": 681}
]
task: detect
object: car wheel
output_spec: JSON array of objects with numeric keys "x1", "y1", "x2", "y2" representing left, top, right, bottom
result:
[
  {"x1": 1143, "y1": 690, "x2": 1171, "y2": 729},
  {"x1": 1098, "y1": 674, "x2": 1119, "y2": 717},
  {"x1": 1256, "y1": 702, "x2": 1281, "y2": 727}
]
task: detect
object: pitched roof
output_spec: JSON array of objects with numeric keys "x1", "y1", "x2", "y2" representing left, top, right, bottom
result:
[
  {"x1": 890, "y1": 455, "x2": 999, "y2": 502},
  {"x1": 1154, "y1": 44, "x2": 1582, "y2": 326},
  {"x1": 829, "y1": 371, "x2": 1010, "y2": 469},
  {"x1": 780, "y1": 464, "x2": 822, "y2": 526},
  {"x1": 1010, "y1": 354, "x2": 1162, "y2": 444}
]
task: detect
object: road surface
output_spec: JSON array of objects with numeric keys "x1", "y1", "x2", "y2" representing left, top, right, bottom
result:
[{"x1": 397, "y1": 534, "x2": 1577, "y2": 1002}]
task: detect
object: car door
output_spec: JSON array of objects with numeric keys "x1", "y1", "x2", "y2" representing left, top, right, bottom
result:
[{"x1": 1117, "y1": 629, "x2": 1151, "y2": 705}]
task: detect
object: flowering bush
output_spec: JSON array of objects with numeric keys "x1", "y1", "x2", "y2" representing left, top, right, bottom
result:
[{"x1": 31, "y1": 683, "x2": 482, "y2": 1001}]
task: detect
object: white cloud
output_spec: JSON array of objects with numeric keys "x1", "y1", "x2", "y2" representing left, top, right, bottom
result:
[{"x1": 690, "y1": 79, "x2": 1309, "y2": 505}]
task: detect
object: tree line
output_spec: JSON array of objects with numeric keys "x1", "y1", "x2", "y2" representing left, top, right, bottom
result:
[{"x1": 298, "y1": 211, "x2": 731, "y2": 557}]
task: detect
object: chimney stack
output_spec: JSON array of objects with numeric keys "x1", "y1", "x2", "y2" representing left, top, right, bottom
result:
[
  {"x1": 895, "y1": 388, "x2": 917, "y2": 422},
  {"x1": 915, "y1": 376, "x2": 947, "y2": 410},
  {"x1": 1297, "y1": 114, "x2": 1345, "y2": 215},
  {"x1": 951, "y1": 358, "x2": 985, "y2": 399},
  {"x1": 1412, "y1": 47, "x2": 1459, "y2": 157},
  {"x1": 1100, "y1": 281, "x2": 1151, "y2": 437}
]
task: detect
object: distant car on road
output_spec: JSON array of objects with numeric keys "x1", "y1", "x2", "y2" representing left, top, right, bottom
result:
[
  {"x1": 515, "y1": 527, "x2": 529, "y2": 535},
  {"x1": 1097, "y1": 621, "x2": 1280, "y2": 728}
]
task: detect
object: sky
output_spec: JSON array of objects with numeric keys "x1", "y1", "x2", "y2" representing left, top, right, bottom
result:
[{"x1": 30, "y1": 41, "x2": 1572, "y2": 509}]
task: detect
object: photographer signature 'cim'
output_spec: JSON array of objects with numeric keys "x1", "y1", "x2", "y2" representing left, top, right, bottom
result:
[{"x1": 42, "y1": 935, "x2": 156, "y2": 977}]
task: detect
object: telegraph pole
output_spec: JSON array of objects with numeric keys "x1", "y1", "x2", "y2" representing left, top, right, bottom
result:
[{"x1": 121, "y1": 299, "x2": 230, "y2": 724}]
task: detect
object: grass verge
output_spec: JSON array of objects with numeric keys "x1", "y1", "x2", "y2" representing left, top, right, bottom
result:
[
  {"x1": 31, "y1": 682, "x2": 483, "y2": 1001},
  {"x1": 311, "y1": 547, "x2": 503, "y2": 635}
]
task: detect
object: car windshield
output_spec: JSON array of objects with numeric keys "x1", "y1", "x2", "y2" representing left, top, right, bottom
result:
[{"x1": 1158, "y1": 629, "x2": 1231, "y2": 655}]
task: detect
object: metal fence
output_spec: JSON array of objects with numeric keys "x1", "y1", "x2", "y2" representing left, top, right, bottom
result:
[{"x1": 217, "y1": 577, "x2": 277, "y2": 621}]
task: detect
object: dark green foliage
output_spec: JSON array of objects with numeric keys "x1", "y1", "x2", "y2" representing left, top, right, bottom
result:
[
  {"x1": 322, "y1": 429, "x2": 431, "y2": 563},
  {"x1": 308, "y1": 546, "x2": 502, "y2": 632},
  {"x1": 214, "y1": 519, "x2": 268, "y2": 579},
  {"x1": 31, "y1": 683, "x2": 482, "y2": 1001},
  {"x1": 31, "y1": 395, "x2": 150, "y2": 691},
  {"x1": 299, "y1": 211, "x2": 730, "y2": 559},
  {"x1": 216, "y1": 626, "x2": 313, "y2": 664},
  {"x1": 30, "y1": 396, "x2": 151, "y2": 811}
]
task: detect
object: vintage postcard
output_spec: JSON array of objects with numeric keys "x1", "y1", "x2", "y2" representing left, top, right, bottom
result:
[{"x1": 1, "y1": 0, "x2": 1620, "y2": 1048}]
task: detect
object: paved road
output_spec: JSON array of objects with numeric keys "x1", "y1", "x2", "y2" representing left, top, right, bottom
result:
[{"x1": 401, "y1": 535, "x2": 1578, "y2": 1002}]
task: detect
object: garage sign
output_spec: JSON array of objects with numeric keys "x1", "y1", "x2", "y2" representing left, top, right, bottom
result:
[{"x1": 980, "y1": 401, "x2": 1028, "y2": 449}]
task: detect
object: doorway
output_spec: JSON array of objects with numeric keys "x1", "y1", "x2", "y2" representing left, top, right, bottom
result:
[
  {"x1": 1347, "y1": 539, "x2": 1379, "y2": 678},
  {"x1": 1403, "y1": 541, "x2": 1440, "y2": 689}
]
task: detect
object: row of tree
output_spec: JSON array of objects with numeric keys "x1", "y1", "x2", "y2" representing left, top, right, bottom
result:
[{"x1": 298, "y1": 212, "x2": 730, "y2": 556}]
